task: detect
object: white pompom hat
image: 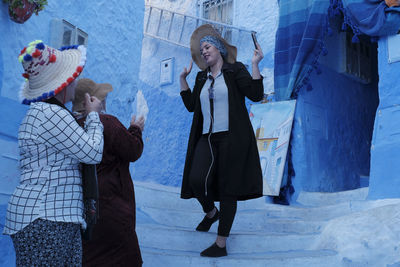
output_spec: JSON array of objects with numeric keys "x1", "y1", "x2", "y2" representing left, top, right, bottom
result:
[{"x1": 18, "y1": 40, "x2": 87, "y2": 105}]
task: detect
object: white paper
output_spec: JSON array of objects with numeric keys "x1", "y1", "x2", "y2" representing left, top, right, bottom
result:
[{"x1": 132, "y1": 90, "x2": 149, "y2": 122}]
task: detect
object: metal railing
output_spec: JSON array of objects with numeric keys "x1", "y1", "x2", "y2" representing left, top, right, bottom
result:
[{"x1": 144, "y1": 4, "x2": 254, "y2": 49}]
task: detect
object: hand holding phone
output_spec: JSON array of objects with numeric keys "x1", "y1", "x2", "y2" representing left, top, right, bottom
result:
[
  {"x1": 251, "y1": 32, "x2": 258, "y2": 49},
  {"x1": 251, "y1": 32, "x2": 263, "y2": 65}
]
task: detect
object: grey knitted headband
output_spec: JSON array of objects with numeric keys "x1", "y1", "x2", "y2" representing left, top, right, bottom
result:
[{"x1": 200, "y1": 35, "x2": 227, "y2": 57}]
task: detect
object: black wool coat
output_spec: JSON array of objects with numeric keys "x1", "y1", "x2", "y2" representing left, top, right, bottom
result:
[{"x1": 180, "y1": 61, "x2": 264, "y2": 201}]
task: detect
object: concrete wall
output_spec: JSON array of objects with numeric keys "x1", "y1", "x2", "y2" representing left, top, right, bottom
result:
[
  {"x1": 0, "y1": 1, "x2": 144, "y2": 264},
  {"x1": 369, "y1": 36, "x2": 400, "y2": 199}
]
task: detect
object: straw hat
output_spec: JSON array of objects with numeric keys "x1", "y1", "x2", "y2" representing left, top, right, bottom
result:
[
  {"x1": 190, "y1": 24, "x2": 237, "y2": 71},
  {"x1": 72, "y1": 78, "x2": 113, "y2": 113},
  {"x1": 18, "y1": 40, "x2": 86, "y2": 105}
]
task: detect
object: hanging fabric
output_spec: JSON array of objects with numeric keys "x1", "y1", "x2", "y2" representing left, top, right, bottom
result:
[
  {"x1": 274, "y1": 0, "x2": 400, "y2": 101},
  {"x1": 274, "y1": 0, "x2": 331, "y2": 101}
]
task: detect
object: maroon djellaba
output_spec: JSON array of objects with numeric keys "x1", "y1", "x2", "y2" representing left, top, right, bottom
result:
[{"x1": 73, "y1": 78, "x2": 144, "y2": 267}]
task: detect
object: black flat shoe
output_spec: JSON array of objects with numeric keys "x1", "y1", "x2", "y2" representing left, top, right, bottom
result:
[
  {"x1": 200, "y1": 242, "x2": 227, "y2": 257},
  {"x1": 196, "y1": 208, "x2": 219, "y2": 232}
]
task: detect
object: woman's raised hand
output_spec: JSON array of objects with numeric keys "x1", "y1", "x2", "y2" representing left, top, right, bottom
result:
[
  {"x1": 252, "y1": 42, "x2": 264, "y2": 65},
  {"x1": 180, "y1": 60, "x2": 193, "y2": 79},
  {"x1": 180, "y1": 60, "x2": 193, "y2": 92},
  {"x1": 131, "y1": 115, "x2": 145, "y2": 131}
]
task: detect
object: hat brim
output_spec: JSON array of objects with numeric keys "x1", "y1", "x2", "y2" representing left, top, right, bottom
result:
[{"x1": 190, "y1": 24, "x2": 237, "y2": 71}]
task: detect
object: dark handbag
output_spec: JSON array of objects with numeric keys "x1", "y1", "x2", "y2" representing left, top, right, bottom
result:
[{"x1": 81, "y1": 164, "x2": 99, "y2": 241}]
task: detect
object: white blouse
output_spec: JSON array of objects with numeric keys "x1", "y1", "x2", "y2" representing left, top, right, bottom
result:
[
  {"x1": 200, "y1": 72, "x2": 229, "y2": 134},
  {"x1": 3, "y1": 102, "x2": 104, "y2": 235}
]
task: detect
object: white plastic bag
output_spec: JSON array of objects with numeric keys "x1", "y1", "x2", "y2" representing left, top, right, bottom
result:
[{"x1": 132, "y1": 90, "x2": 149, "y2": 122}]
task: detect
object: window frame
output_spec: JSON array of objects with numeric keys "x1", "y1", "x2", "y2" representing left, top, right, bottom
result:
[
  {"x1": 200, "y1": 0, "x2": 234, "y2": 25},
  {"x1": 50, "y1": 19, "x2": 88, "y2": 49}
]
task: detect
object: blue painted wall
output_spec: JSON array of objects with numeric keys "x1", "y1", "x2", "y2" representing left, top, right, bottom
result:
[
  {"x1": 290, "y1": 40, "x2": 378, "y2": 198},
  {"x1": 0, "y1": 97, "x2": 27, "y2": 266},
  {"x1": 369, "y1": 36, "x2": 400, "y2": 199},
  {"x1": 132, "y1": 37, "x2": 194, "y2": 187},
  {"x1": 0, "y1": 1, "x2": 144, "y2": 265},
  {"x1": 1, "y1": 1, "x2": 144, "y2": 125}
]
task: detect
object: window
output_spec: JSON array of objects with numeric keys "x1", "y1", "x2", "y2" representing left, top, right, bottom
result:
[
  {"x1": 344, "y1": 31, "x2": 373, "y2": 84},
  {"x1": 202, "y1": 0, "x2": 233, "y2": 41},
  {"x1": 319, "y1": 26, "x2": 376, "y2": 85},
  {"x1": 203, "y1": 0, "x2": 233, "y2": 25},
  {"x1": 50, "y1": 19, "x2": 88, "y2": 48}
]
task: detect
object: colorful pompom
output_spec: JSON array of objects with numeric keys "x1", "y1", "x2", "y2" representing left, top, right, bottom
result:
[
  {"x1": 61, "y1": 82, "x2": 67, "y2": 89},
  {"x1": 36, "y1": 43, "x2": 45, "y2": 50},
  {"x1": 76, "y1": 66, "x2": 83, "y2": 73},
  {"x1": 26, "y1": 46, "x2": 34, "y2": 54},
  {"x1": 55, "y1": 87, "x2": 62, "y2": 95},
  {"x1": 23, "y1": 54, "x2": 33, "y2": 62},
  {"x1": 49, "y1": 91, "x2": 55, "y2": 97},
  {"x1": 22, "y1": 73, "x2": 30, "y2": 79},
  {"x1": 67, "y1": 77, "x2": 74, "y2": 84},
  {"x1": 49, "y1": 54, "x2": 57, "y2": 63},
  {"x1": 42, "y1": 92, "x2": 48, "y2": 99},
  {"x1": 32, "y1": 49, "x2": 42, "y2": 58},
  {"x1": 73, "y1": 72, "x2": 79, "y2": 78},
  {"x1": 29, "y1": 40, "x2": 43, "y2": 46},
  {"x1": 18, "y1": 55, "x2": 24, "y2": 63},
  {"x1": 20, "y1": 47, "x2": 27, "y2": 55}
]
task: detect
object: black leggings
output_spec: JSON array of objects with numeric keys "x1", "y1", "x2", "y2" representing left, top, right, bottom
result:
[{"x1": 189, "y1": 132, "x2": 237, "y2": 237}]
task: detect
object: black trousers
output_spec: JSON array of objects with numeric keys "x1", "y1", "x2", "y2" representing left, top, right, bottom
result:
[{"x1": 188, "y1": 132, "x2": 237, "y2": 237}]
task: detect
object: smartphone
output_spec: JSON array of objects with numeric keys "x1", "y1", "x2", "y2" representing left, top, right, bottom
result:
[{"x1": 251, "y1": 32, "x2": 258, "y2": 49}]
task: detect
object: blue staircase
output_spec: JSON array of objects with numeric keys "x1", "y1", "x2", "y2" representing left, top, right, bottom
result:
[{"x1": 134, "y1": 181, "x2": 385, "y2": 266}]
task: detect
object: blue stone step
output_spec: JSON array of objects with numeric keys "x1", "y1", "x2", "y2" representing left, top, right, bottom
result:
[
  {"x1": 141, "y1": 246, "x2": 339, "y2": 267},
  {"x1": 137, "y1": 206, "x2": 326, "y2": 234},
  {"x1": 296, "y1": 188, "x2": 369, "y2": 206},
  {"x1": 136, "y1": 223, "x2": 321, "y2": 254}
]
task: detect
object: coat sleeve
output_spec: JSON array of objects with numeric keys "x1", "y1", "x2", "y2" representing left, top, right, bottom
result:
[
  {"x1": 180, "y1": 72, "x2": 204, "y2": 112},
  {"x1": 234, "y1": 62, "x2": 264, "y2": 102},
  {"x1": 105, "y1": 116, "x2": 144, "y2": 163},
  {"x1": 180, "y1": 89, "x2": 195, "y2": 112},
  {"x1": 38, "y1": 106, "x2": 104, "y2": 164}
]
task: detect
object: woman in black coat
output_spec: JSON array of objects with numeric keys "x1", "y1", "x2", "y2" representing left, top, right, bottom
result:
[{"x1": 179, "y1": 24, "x2": 264, "y2": 257}]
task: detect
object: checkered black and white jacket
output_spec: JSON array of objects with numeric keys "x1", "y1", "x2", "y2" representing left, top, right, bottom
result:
[{"x1": 3, "y1": 102, "x2": 104, "y2": 235}]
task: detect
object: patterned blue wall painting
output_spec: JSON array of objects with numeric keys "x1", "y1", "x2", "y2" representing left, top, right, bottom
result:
[{"x1": 249, "y1": 100, "x2": 296, "y2": 196}]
